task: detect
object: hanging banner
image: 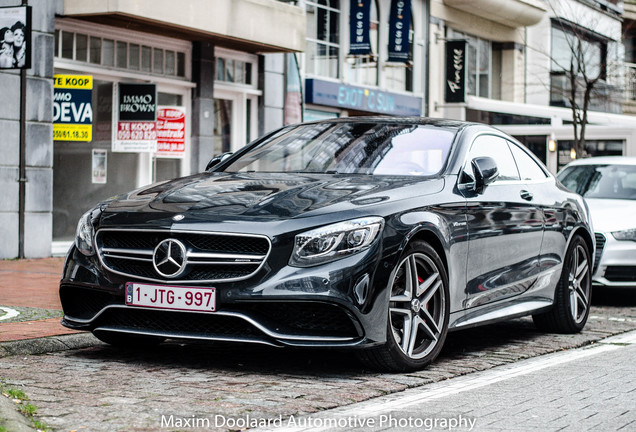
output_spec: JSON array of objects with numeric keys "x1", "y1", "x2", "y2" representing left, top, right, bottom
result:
[
  {"x1": 445, "y1": 40, "x2": 467, "y2": 103},
  {"x1": 349, "y1": 0, "x2": 371, "y2": 55},
  {"x1": 155, "y1": 106, "x2": 186, "y2": 158},
  {"x1": 0, "y1": 5, "x2": 31, "y2": 69},
  {"x1": 284, "y1": 53, "x2": 302, "y2": 125},
  {"x1": 387, "y1": 0, "x2": 412, "y2": 63},
  {"x1": 113, "y1": 83, "x2": 157, "y2": 152},
  {"x1": 53, "y1": 74, "x2": 93, "y2": 142}
]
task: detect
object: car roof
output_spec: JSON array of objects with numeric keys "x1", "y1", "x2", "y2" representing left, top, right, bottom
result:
[
  {"x1": 300, "y1": 116, "x2": 477, "y2": 131},
  {"x1": 563, "y1": 156, "x2": 636, "y2": 167}
]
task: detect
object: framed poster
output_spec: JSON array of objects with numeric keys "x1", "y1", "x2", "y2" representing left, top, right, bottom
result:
[
  {"x1": 112, "y1": 83, "x2": 158, "y2": 152},
  {"x1": 0, "y1": 6, "x2": 31, "y2": 69}
]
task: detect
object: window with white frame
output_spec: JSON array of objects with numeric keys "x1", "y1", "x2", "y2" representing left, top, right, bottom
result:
[
  {"x1": 55, "y1": 20, "x2": 190, "y2": 80},
  {"x1": 306, "y1": 0, "x2": 341, "y2": 78}
]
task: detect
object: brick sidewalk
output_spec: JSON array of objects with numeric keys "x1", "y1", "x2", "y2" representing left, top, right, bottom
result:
[{"x1": 0, "y1": 257, "x2": 83, "y2": 342}]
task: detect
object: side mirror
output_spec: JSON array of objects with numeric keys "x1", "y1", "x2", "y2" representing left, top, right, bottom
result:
[
  {"x1": 471, "y1": 156, "x2": 498, "y2": 193},
  {"x1": 205, "y1": 152, "x2": 233, "y2": 171}
]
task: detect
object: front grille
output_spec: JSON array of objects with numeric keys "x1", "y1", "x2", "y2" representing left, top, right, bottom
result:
[
  {"x1": 95, "y1": 229, "x2": 271, "y2": 283},
  {"x1": 604, "y1": 266, "x2": 636, "y2": 282},
  {"x1": 594, "y1": 233, "x2": 606, "y2": 274},
  {"x1": 95, "y1": 308, "x2": 262, "y2": 339}
]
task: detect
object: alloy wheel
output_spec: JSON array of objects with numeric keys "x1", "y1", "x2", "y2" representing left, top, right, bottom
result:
[
  {"x1": 568, "y1": 243, "x2": 590, "y2": 324},
  {"x1": 389, "y1": 252, "x2": 446, "y2": 360}
]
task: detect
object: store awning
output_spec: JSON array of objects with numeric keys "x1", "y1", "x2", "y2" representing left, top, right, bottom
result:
[
  {"x1": 443, "y1": 0, "x2": 547, "y2": 28},
  {"x1": 63, "y1": 0, "x2": 305, "y2": 53}
]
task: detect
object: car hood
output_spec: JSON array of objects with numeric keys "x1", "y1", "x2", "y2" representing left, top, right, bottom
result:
[
  {"x1": 585, "y1": 198, "x2": 636, "y2": 233},
  {"x1": 100, "y1": 172, "x2": 444, "y2": 227}
]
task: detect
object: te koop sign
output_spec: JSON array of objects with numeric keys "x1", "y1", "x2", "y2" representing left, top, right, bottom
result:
[{"x1": 53, "y1": 74, "x2": 93, "y2": 142}]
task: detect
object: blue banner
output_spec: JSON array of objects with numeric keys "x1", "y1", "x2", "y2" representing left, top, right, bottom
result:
[
  {"x1": 349, "y1": 0, "x2": 372, "y2": 55},
  {"x1": 388, "y1": 0, "x2": 412, "y2": 63}
]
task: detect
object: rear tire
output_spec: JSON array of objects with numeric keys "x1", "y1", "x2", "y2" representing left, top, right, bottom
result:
[
  {"x1": 533, "y1": 235, "x2": 592, "y2": 333},
  {"x1": 358, "y1": 241, "x2": 449, "y2": 372}
]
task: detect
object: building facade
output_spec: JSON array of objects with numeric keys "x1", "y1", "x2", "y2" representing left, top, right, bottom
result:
[
  {"x1": 0, "y1": 0, "x2": 304, "y2": 259},
  {"x1": 2, "y1": 0, "x2": 635, "y2": 259},
  {"x1": 428, "y1": 0, "x2": 636, "y2": 174}
]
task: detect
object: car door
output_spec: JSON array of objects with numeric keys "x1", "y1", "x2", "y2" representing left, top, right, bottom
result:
[
  {"x1": 460, "y1": 134, "x2": 544, "y2": 309},
  {"x1": 506, "y1": 140, "x2": 559, "y2": 283}
]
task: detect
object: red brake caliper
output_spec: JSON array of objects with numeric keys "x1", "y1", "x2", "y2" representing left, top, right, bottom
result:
[{"x1": 417, "y1": 276, "x2": 429, "y2": 310}]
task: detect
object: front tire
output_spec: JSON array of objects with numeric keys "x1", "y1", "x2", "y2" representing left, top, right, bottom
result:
[
  {"x1": 533, "y1": 235, "x2": 592, "y2": 333},
  {"x1": 359, "y1": 241, "x2": 449, "y2": 372}
]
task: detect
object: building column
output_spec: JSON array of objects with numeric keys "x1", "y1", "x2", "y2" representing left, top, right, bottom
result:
[
  {"x1": 0, "y1": 0, "x2": 55, "y2": 258},
  {"x1": 498, "y1": 42, "x2": 526, "y2": 103},
  {"x1": 191, "y1": 42, "x2": 216, "y2": 173}
]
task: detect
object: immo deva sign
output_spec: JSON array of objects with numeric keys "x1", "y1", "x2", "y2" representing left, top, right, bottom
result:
[
  {"x1": 53, "y1": 74, "x2": 93, "y2": 142},
  {"x1": 113, "y1": 83, "x2": 157, "y2": 152}
]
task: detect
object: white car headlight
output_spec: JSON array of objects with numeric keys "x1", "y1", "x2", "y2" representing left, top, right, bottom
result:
[
  {"x1": 289, "y1": 217, "x2": 384, "y2": 267},
  {"x1": 75, "y1": 209, "x2": 97, "y2": 256},
  {"x1": 612, "y1": 228, "x2": 636, "y2": 242}
]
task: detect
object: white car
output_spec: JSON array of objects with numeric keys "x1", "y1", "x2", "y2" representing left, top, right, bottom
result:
[{"x1": 558, "y1": 156, "x2": 636, "y2": 287}]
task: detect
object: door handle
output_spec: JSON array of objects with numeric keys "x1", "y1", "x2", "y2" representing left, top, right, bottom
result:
[{"x1": 520, "y1": 190, "x2": 533, "y2": 201}]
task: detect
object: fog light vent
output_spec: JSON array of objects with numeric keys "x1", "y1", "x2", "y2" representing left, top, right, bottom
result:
[{"x1": 353, "y1": 274, "x2": 370, "y2": 304}]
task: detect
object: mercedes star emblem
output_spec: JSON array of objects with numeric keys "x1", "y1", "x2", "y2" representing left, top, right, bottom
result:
[{"x1": 153, "y1": 239, "x2": 187, "y2": 278}]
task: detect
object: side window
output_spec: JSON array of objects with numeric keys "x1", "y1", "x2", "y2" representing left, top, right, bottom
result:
[
  {"x1": 466, "y1": 135, "x2": 520, "y2": 181},
  {"x1": 509, "y1": 142, "x2": 548, "y2": 181}
]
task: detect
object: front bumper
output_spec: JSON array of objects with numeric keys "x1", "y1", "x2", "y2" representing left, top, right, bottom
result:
[
  {"x1": 60, "y1": 244, "x2": 393, "y2": 348},
  {"x1": 592, "y1": 232, "x2": 636, "y2": 287}
]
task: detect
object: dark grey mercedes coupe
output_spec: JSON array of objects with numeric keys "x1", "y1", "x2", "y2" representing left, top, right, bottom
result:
[{"x1": 60, "y1": 118, "x2": 594, "y2": 371}]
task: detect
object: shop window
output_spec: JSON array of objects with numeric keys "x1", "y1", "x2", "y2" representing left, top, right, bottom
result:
[
  {"x1": 53, "y1": 81, "x2": 141, "y2": 241},
  {"x1": 141, "y1": 46, "x2": 151, "y2": 72},
  {"x1": 557, "y1": 140, "x2": 623, "y2": 170},
  {"x1": 306, "y1": 0, "x2": 341, "y2": 79},
  {"x1": 103, "y1": 39, "x2": 114, "y2": 67},
  {"x1": 165, "y1": 50, "x2": 175, "y2": 75},
  {"x1": 61, "y1": 31, "x2": 73, "y2": 59},
  {"x1": 89, "y1": 36, "x2": 101, "y2": 64},
  {"x1": 153, "y1": 48, "x2": 164, "y2": 74},
  {"x1": 129, "y1": 44, "x2": 139, "y2": 70},
  {"x1": 76, "y1": 34, "x2": 88, "y2": 62},
  {"x1": 116, "y1": 42, "x2": 127, "y2": 68},
  {"x1": 55, "y1": 27, "x2": 189, "y2": 79},
  {"x1": 549, "y1": 20, "x2": 620, "y2": 113},
  {"x1": 215, "y1": 57, "x2": 254, "y2": 85}
]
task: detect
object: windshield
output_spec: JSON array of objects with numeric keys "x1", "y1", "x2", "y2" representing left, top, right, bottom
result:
[
  {"x1": 222, "y1": 122, "x2": 456, "y2": 176},
  {"x1": 558, "y1": 164, "x2": 636, "y2": 200}
]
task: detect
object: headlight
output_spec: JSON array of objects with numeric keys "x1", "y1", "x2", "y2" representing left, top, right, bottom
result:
[
  {"x1": 612, "y1": 228, "x2": 636, "y2": 242},
  {"x1": 289, "y1": 217, "x2": 384, "y2": 267},
  {"x1": 75, "y1": 209, "x2": 97, "y2": 256}
]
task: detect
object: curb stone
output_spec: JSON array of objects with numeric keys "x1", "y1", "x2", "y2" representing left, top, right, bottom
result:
[
  {"x1": 0, "y1": 333, "x2": 102, "y2": 359},
  {"x1": 0, "y1": 391, "x2": 35, "y2": 432}
]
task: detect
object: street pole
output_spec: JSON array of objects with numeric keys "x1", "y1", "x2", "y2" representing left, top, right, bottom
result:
[{"x1": 18, "y1": 0, "x2": 28, "y2": 258}]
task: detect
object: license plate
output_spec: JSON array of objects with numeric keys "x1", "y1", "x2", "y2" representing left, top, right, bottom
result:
[{"x1": 125, "y1": 282, "x2": 216, "y2": 312}]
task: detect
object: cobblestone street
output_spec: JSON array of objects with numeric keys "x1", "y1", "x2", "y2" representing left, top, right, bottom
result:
[{"x1": 0, "y1": 294, "x2": 634, "y2": 432}]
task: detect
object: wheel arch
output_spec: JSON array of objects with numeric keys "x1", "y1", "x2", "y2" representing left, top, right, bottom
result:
[
  {"x1": 408, "y1": 229, "x2": 449, "y2": 278},
  {"x1": 569, "y1": 225, "x2": 595, "y2": 265}
]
